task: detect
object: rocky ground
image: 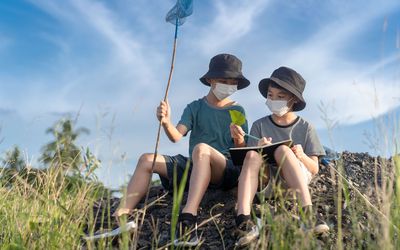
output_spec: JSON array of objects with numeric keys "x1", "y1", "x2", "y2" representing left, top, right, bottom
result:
[{"x1": 84, "y1": 152, "x2": 396, "y2": 249}]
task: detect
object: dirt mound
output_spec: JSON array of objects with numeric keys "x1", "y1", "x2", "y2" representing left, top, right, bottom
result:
[{"x1": 86, "y1": 151, "x2": 394, "y2": 249}]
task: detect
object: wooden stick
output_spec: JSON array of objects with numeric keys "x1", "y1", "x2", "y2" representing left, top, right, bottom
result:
[{"x1": 137, "y1": 18, "x2": 180, "y2": 243}]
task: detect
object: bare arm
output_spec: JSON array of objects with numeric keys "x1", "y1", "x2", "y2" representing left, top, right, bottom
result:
[
  {"x1": 291, "y1": 144, "x2": 319, "y2": 175},
  {"x1": 162, "y1": 122, "x2": 187, "y2": 142},
  {"x1": 301, "y1": 155, "x2": 319, "y2": 175},
  {"x1": 157, "y1": 100, "x2": 187, "y2": 143}
]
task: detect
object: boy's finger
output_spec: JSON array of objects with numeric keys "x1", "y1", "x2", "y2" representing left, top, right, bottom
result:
[{"x1": 161, "y1": 101, "x2": 168, "y2": 107}]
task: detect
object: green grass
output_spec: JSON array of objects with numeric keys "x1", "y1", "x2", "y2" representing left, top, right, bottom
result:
[
  {"x1": 1, "y1": 151, "x2": 399, "y2": 250},
  {"x1": 1, "y1": 116, "x2": 399, "y2": 249},
  {"x1": 0, "y1": 167, "x2": 110, "y2": 249},
  {"x1": 0, "y1": 152, "x2": 399, "y2": 249},
  {"x1": 1, "y1": 150, "x2": 399, "y2": 249}
]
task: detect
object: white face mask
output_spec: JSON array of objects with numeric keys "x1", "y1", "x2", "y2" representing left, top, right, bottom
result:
[
  {"x1": 265, "y1": 98, "x2": 291, "y2": 117},
  {"x1": 212, "y1": 83, "x2": 237, "y2": 100}
]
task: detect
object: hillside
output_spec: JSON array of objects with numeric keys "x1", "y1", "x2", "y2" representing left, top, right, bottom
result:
[{"x1": 86, "y1": 151, "x2": 399, "y2": 249}]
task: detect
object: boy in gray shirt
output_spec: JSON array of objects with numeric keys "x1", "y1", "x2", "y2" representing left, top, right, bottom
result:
[{"x1": 230, "y1": 66, "x2": 329, "y2": 246}]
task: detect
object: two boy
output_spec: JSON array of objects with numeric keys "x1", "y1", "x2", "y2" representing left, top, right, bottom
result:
[
  {"x1": 115, "y1": 53, "x2": 250, "y2": 247},
  {"x1": 117, "y1": 55, "x2": 328, "y2": 246}
]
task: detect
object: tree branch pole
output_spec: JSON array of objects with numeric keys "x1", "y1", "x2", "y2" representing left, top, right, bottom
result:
[{"x1": 138, "y1": 18, "x2": 179, "y2": 231}]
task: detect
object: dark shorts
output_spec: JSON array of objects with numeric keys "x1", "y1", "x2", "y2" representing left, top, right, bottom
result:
[{"x1": 159, "y1": 154, "x2": 241, "y2": 192}]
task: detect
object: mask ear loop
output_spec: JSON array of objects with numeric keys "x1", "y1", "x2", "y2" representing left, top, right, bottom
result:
[
  {"x1": 287, "y1": 95, "x2": 298, "y2": 111},
  {"x1": 287, "y1": 96, "x2": 299, "y2": 142}
]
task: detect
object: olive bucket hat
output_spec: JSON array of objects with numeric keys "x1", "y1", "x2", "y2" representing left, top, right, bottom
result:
[
  {"x1": 258, "y1": 66, "x2": 306, "y2": 111},
  {"x1": 200, "y1": 53, "x2": 250, "y2": 90}
]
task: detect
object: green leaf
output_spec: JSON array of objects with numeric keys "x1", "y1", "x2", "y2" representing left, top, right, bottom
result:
[{"x1": 229, "y1": 110, "x2": 246, "y2": 126}]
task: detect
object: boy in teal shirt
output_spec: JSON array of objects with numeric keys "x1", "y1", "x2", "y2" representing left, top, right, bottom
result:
[
  {"x1": 231, "y1": 66, "x2": 329, "y2": 246},
  {"x1": 115, "y1": 54, "x2": 250, "y2": 247}
]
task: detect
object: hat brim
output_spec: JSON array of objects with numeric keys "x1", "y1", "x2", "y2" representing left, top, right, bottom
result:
[
  {"x1": 200, "y1": 70, "x2": 250, "y2": 90},
  {"x1": 259, "y1": 77, "x2": 306, "y2": 111}
]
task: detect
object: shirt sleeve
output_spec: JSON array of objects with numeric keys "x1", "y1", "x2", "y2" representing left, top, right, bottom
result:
[
  {"x1": 304, "y1": 124, "x2": 326, "y2": 157},
  {"x1": 247, "y1": 122, "x2": 261, "y2": 147},
  {"x1": 242, "y1": 118, "x2": 249, "y2": 144},
  {"x1": 178, "y1": 103, "x2": 194, "y2": 134}
]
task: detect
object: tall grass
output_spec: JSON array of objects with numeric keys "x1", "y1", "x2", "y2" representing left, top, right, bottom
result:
[
  {"x1": 170, "y1": 160, "x2": 190, "y2": 250},
  {"x1": 1, "y1": 108, "x2": 399, "y2": 249},
  {"x1": 0, "y1": 166, "x2": 108, "y2": 249},
  {"x1": 2, "y1": 142, "x2": 399, "y2": 249}
]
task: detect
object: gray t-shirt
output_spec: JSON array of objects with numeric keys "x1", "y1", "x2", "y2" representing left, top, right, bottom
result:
[
  {"x1": 179, "y1": 97, "x2": 248, "y2": 158},
  {"x1": 248, "y1": 115, "x2": 325, "y2": 157}
]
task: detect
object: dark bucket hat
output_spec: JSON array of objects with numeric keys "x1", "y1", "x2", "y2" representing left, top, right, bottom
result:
[
  {"x1": 258, "y1": 66, "x2": 306, "y2": 111},
  {"x1": 200, "y1": 53, "x2": 250, "y2": 90}
]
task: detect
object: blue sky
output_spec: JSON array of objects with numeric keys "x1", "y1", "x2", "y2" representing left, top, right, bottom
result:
[{"x1": 0, "y1": 0, "x2": 399, "y2": 189}]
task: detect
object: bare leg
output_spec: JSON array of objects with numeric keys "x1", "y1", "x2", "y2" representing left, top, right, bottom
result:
[
  {"x1": 237, "y1": 150, "x2": 264, "y2": 215},
  {"x1": 274, "y1": 145, "x2": 311, "y2": 206},
  {"x1": 115, "y1": 153, "x2": 168, "y2": 216},
  {"x1": 182, "y1": 143, "x2": 228, "y2": 215}
]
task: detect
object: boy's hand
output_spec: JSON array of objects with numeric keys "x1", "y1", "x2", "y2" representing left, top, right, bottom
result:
[
  {"x1": 291, "y1": 144, "x2": 305, "y2": 160},
  {"x1": 230, "y1": 124, "x2": 245, "y2": 140},
  {"x1": 258, "y1": 137, "x2": 272, "y2": 146},
  {"x1": 156, "y1": 100, "x2": 171, "y2": 125},
  {"x1": 229, "y1": 123, "x2": 245, "y2": 139}
]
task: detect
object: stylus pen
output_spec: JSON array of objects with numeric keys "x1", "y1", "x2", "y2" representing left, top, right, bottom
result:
[{"x1": 244, "y1": 133, "x2": 260, "y2": 141}]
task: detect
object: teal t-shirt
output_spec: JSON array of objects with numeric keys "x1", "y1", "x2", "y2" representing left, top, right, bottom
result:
[{"x1": 178, "y1": 97, "x2": 248, "y2": 158}]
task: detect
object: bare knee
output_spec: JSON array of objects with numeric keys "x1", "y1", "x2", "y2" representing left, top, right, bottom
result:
[
  {"x1": 192, "y1": 143, "x2": 211, "y2": 159},
  {"x1": 246, "y1": 150, "x2": 263, "y2": 163},
  {"x1": 136, "y1": 153, "x2": 154, "y2": 174},
  {"x1": 274, "y1": 145, "x2": 293, "y2": 164},
  {"x1": 241, "y1": 151, "x2": 263, "y2": 173}
]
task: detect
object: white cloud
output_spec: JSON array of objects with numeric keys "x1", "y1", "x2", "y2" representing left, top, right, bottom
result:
[
  {"x1": 252, "y1": 0, "x2": 400, "y2": 127},
  {"x1": 309, "y1": 72, "x2": 400, "y2": 126},
  {"x1": 195, "y1": 0, "x2": 270, "y2": 53},
  {"x1": 22, "y1": 0, "x2": 169, "y2": 114},
  {"x1": 31, "y1": 0, "x2": 160, "y2": 83},
  {"x1": 69, "y1": 0, "x2": 141, "y2": 62}
]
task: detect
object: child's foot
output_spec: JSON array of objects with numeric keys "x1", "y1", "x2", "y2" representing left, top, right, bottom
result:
[
  {"x1": 83, "y1": 221, "x2": 137, "y2": 241},
  {"x1": 84, "y1": 208, "x2": 137, "y2": 241},
  {"x1": 235, "y1": 214, "x2": 260, "y2": 247},
  {"x1": 301, "y1": 206, "x2": 329, "y2": 234},
  {"x1": 112, "y1": 208, "x2": 135, "y2": 226},
  {"x1": 113, "y1": 208, "x2": 132, "y2": 217},
  {"x1": 313, "y1": 216, "x2": 330, "y2": 234},
  {"x1": 173, "y1": 213, "x2": 200, "y2": 247}
]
